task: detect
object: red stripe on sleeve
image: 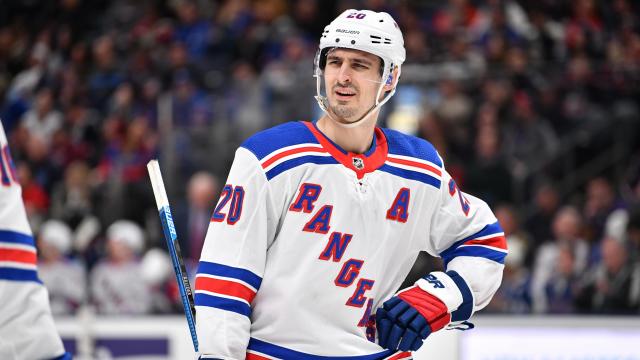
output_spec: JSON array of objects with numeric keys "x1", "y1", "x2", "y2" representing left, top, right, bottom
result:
[
  {"x1": 0, "y1": 248, "x2": 37, "y2": 264},
  {"x1": 195, "y1": 276, "x2": 257, "y2": 303},
  {"x1": 464, "y1": 235, "x2": 507, "y2": 250},
  {"x1": 246, "y1": 352, "x2": 272, "y2": 360},
  {"x1": 262, "y1": 147, "x2": 326, "y2": 169},
  {"x1": 386, "y1": 351, "x2": 412, "y2": 359},
  {"x1": 386, "y1": 157, "x2": 442, "y2": 177}
]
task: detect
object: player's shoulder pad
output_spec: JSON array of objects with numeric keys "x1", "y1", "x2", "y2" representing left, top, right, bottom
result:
[
  {"x1": 382, "y1": 127, "x2": 443, "y2": 168},
  {"x1": 241, "y1": 121, "x2": 319, "y2": 161}
]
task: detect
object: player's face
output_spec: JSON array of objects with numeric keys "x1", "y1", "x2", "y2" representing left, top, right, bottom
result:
[{"x1": 323, "y1": 48, "x2": 383, "y2": 123}]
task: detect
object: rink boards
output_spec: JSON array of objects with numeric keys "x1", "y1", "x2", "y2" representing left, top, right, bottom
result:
[{"x1": 55, "y1": 315, "x2": 640, "y2": 359}]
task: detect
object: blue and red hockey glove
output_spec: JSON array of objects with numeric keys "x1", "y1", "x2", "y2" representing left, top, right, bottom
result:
[{"x1": 376, "y1": 270, "x2": 474, "y2": 352}]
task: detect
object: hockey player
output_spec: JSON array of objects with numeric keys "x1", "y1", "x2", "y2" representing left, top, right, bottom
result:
[
  {"x1": 0, "y1": 121, "x2": 71, "y2": 359},
  {"x1": 196, "y1": 9, "x2": 506, "y2": 359}
]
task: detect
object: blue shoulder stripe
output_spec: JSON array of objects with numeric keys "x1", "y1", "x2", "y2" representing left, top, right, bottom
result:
[
  {"x1": 378, "y1": 164, "x2": 441, "y2": 188},
  {"x1": 266, "y1": 156, "x2": 338, "y2": 180},
  {"x1": 248, "y1": 338, "x2": 399, "y2": 360},
  {"x1": 194, "y1": 293, "x2": 251, "y2": 317},
  {"x1": 0, "y1": 230, "x2": 35, "y2": 247},
  {"x1": 241, "y1": 122, "x2": 318, "y2": 161},
  {"x1": 0, "y1": 268, "x2": 40, "y2": 283},
  {"x1": 197, "y1": 261, "x2": 262, "y2": 290},
  {"x1": 382, "y1": 128, "x2": 442, "y2": 167},
  {"x1": 440, "y1": 221, "x2": 503, "y2": 260},
  {"x1": 443, "y1": 246, "x2": 507, "y2": 266}
]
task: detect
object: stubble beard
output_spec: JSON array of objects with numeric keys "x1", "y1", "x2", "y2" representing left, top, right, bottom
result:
[{"x1": 330, "y1": 102, "x2": 358, "y2": 121}]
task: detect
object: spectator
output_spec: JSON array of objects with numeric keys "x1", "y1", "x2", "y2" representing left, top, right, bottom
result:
[
  {"x1": 49, "y1": 161, "x2": 96, "y2": 229},
  {"x1": 19, "y1": 86, "x2": 63, "y2": 147},
  {"x1": 530, "y1": 206, "x2": 589, "y2": 313},
  {"x1": 464, "y1": 125, "x2": 512, "y2": 206},
  {"x1": 87, "y1": 35, "x2": 124, "y2": 112},
  {"x1": 174, "y1": 171, "x2": 220, "y2": 264},
  {"x1": 583, "y1": 177, "x2": 619, "y2": 245},
  {"x1": 62, "y1": 100, "x2": 101, "y2": 166},
  {"x1": 94, "y1": 117, "x2": 156, "y2": 226},
  {"x1": 434, "y1": 77, "x2": 473, "y2": 157},
  {"x1": 262, "y1": 35, "x2": 315, "y2": 126},
  {"x1": 3, "y1": 41, "x2": 48, "y2": 132},
  {"x1": 16, "y1": 162, "x2": 49, "y2": 229},
  {"x1": 38, "y1": 220, "x2": 86, "y2": 315},
  {"x1": 525, "y1": 183, "x2": 561, "y2": 262},
  {"x1": 161, "y1": 41, "x2": 203, "y2": 92},
  {"x1": 544, "y1": 243, "x2": 581, "y2": 313},
  {"x1": 140, "y1": 248, "x2": 175, "y2": 313},
  {"x1": 503, "y1": 91, "x2": 558, "y2": 179},
  {"x1": 485, "y1": 240, "x2": 531, "y2": 314},
  {"x1": 627, "y1": 206, "x2": 640, "y2": 263},
  {"x1": 172, "y1": 1, "x2": 212, "y2": 62},
  {"x1": 170, "y1": 69, "x2": 211, "y2": 129},
  {"x1": 565, "y1": 0, "x2": 605, "y2": 58},
  {"x1": 224, "y1": 61, "x2": 268, "y2": 144},
  {"x1": 90, "y1": 220, "x2": 151, "y2": 315},
  {"x1": 575, "y1": 237, "x2": 640, "y2": 314},
  {"x1": 107, "y1": 82, "x2": 136, "y2": 120}
]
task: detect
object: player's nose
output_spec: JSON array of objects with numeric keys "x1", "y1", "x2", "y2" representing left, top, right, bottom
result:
[{"x1": 337, "y1": 63, "x2": 353, "y2": 83}]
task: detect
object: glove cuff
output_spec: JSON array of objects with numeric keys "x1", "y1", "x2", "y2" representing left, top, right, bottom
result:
[
  {"x1": 412, "y1": 270, "x2": 475, "y2": 323},
  {"x1": 397, "y1": 286, "x2": 451, "y2": 333},
  {"x1": 446, "y1": 270, "x2": 475, "y2": 322},
  {"x1": 413, "y1": 271, "x2": 463, "y2": 311}
]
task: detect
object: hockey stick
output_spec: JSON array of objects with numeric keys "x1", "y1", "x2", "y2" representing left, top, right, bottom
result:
[{"x1": 147, "y1": 160, "x2": 199, "y2": 352}]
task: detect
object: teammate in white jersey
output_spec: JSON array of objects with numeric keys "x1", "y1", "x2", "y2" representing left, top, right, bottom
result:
[
  {"x1": 196, "y1": 9, "x2": 507, "y2": 359},
  {"x1": 0, "y1": 121, "x2": 71, "y2": 359}
]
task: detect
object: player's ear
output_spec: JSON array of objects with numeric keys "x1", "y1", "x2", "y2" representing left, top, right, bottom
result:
[{"x1": 383, "y1": 66, "x2": 399, "y2": 93}]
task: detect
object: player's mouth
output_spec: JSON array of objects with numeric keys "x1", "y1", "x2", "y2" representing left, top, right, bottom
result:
[{"x1": 334, "y1": 88, "x2": 356, "y2": 100}]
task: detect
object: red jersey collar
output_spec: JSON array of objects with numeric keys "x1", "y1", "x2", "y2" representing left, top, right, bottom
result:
[{"x1": 303, "y1": 121, "x2": 388, "y2": 179}]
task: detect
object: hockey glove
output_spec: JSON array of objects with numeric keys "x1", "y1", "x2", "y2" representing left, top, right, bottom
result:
[{"x1": 376, "y1": 271, "x2": 473, "y2": 352}]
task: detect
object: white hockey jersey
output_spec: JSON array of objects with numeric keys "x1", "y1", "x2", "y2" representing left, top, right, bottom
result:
[
  {"x1": 196, "y1": 121, "x2": 506, "y2": 359},
  {"x1": 0, "y1": 121, "x2": 68, "y2": 360}
]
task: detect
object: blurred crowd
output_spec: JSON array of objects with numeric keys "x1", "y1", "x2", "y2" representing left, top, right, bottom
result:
[{"x1": 1, "y1": 0, "x2": 640, "y2": 316}]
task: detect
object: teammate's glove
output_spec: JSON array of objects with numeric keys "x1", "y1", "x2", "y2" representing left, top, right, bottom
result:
[{"x1": 376, "y1": 271, "x2": 473, "y2": 352}]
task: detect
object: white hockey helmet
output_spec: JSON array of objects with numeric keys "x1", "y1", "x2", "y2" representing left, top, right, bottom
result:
[
  {"x1": 107, "y1": 220, "x2": 145, "y2": 254},
  {"x1": 314, "y1": 9, "x2": 406, "y2": 128}
]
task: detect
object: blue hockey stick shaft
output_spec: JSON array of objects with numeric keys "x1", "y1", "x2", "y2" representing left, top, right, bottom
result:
[{"x1": 147, "y1": 160, "x2": 199, "y2": 352}]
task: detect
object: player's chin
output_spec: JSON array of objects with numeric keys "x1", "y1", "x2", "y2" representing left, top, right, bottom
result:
[{"x1": 331, "y1": 104, "x2": 357, "y2": 118}]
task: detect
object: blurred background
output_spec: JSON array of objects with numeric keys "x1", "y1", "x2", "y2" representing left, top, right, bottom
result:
[{"x1": 1, "y1": 0, "x2": 640, "y2": 358}]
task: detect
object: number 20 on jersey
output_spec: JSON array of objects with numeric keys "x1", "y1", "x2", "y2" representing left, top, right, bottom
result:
[{"x1": 211, "y1": 184, "x2": 245, "y2": 224}]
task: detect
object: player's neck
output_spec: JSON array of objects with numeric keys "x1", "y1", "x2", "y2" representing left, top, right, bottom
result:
[{"x1": 316, "y1": 114, "x2": 377, "y2": 154}]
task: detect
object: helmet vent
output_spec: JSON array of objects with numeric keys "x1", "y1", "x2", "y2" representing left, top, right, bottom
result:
[{"x1": 370, "y1": 35, "x2": 392, "y2": 45}]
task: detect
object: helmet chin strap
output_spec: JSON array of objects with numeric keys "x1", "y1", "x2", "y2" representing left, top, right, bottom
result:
[
  {"x1": 314, "y1": 66, "x2": 399, "y2": 129},
  {"x1": 315, "y1": 95, "x2": 379, "y2": 129}
]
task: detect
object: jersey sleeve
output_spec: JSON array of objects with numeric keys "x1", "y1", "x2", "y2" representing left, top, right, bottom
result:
[
  {"x1": 0, "y1": 121, "x2": 67, "y2": 360},
  {"x1": 195, "y1": 147, "x2": 277, "y2": 359},
  {"x1": 425, "y1": 166, "x2": 507, "y2": 323}
]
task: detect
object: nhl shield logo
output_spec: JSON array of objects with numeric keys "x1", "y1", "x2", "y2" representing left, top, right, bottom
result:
[{"x1": 352, "y1": 157, "x2": 364, "y2": 170}]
